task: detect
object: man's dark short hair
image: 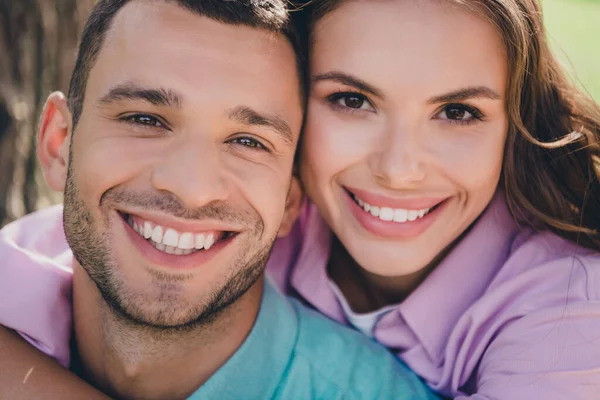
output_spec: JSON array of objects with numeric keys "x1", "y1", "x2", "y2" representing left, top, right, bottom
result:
[{"x1": 67, "y1": 0, "x2": 307, "y2": 127}]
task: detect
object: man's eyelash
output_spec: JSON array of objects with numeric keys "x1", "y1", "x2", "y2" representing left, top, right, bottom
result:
[
  {"x1": 120, "y1": 113, "x2": 167, "y2": 129},
  {"x1": 228, "y1": 136, "x2": 270, "y2": 152}
]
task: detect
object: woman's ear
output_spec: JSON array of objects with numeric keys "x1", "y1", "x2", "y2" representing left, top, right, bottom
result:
[
  {"x1": 278, "y1": 175, "x2": 304, "y2": 237},
  {"x1": 37, "y1": 92, "x2": 73, "y2": 192}
]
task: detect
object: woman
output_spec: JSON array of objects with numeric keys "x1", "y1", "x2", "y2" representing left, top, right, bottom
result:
[
  {"x1": 1, "y1": 0, "x2": 599, "y2": 398},
  {"x1": 268, "y1": 1, "x2": 599, "y2": 398}
]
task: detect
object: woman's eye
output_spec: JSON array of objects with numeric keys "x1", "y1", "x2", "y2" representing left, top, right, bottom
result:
[
  {"x1": 230, "y1": 137, "x2": 266, "y2": 150},
  {"x1": 436, "y1": 104, "x2": 483, "y2": 124},
  {"x1": 328, "y1": 92, "x2": 375, "y2": 112},
  {"x1": 123, "y1": 114, "x2": 165, "y2": 128}
]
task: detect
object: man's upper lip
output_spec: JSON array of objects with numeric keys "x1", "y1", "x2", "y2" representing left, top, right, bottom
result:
[
  {"x1": 345, "y1": 187, "x2": 448, "y2": 209},
  {"x1": 117, "y1": 209, "x2": 242, "y2": 233}
]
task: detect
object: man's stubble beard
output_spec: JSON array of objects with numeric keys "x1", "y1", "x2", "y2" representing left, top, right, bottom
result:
[{"x1": 62, "y1": 160, "x2": 276, "y2": 334}]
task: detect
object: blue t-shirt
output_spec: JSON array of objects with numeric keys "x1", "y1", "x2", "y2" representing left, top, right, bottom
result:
[{"x1": 189, "y1": 280, "x2": 439, "y2": 400}]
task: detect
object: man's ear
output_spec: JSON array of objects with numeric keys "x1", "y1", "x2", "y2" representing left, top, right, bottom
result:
[
  {"x1": 278, "y1": 175, "x2": 304, "y2": 237},
  {"x1": 37, "y1": 92, "x2": 72, "y2": 192}
]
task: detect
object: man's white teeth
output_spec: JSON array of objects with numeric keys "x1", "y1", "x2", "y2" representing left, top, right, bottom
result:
[
  {"x1": 195, "y1": 234, "x2": 205, "y2": 249},
  {"x1": 151, "y1": 225, "x2": 163, "y2": 243},
  {"x1": 193, "y1": 233, "x2": 214, "y2": 250},
  {"x1": 179, "y1": 232, "x2": 195, "y2": 250},
  {"x1": 204, "y1": 234, "x2": 215, "y2": 250},
  {"x1": 352, "y1": 195, "x2": 431, "y2": 223},
  {"x1": 128, "y1": 217, "x2": 218, "y2": 254},
  {"x1": 163, "y1": 229, "x2": 179, "y2": 247},
  {"x1": 143, "y1": 222, "x2": 153, "y2": 239}
]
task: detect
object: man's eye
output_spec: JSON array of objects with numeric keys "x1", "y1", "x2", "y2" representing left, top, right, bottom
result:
[
  {"x1": 230, "y1": 136, "x2": 266, "y2": 150},
  {"x1": 327, "y1": 92, "x2": 376, "y2": 113},
  {"x1": 123, "y1": 114, "x2": 165, "y2": 128},
  {"x1": 435, "y1": 104, "x2": 483, "y2": 125}
]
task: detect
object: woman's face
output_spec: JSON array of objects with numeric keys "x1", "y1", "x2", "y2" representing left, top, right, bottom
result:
[{"x1": 301, "y1": 0, "x2": 509, "y2": 277}]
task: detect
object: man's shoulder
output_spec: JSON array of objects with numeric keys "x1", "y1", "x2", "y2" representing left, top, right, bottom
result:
[{"x1": 280, "y1": 299, "x2": 437, "y2": 400}]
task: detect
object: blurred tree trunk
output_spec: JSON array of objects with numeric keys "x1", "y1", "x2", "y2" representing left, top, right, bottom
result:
[{"x1": 0, "y1": 0, "x2": 94, "y2": 227}]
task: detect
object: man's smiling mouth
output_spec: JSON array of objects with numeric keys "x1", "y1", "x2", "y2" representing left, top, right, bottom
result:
[{"x1": 119, "y1": 212, "x2": 235, "y2": 256}]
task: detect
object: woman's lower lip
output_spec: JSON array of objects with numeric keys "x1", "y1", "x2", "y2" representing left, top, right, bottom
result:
[
  {"x1": 119, "y1": 213, "x2": 234, "y2": 270},
  {"x1": 344, "y1": 191, "x2": 446, "y2": 239}
]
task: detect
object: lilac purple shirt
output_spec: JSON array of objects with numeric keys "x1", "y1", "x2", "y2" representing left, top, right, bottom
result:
[{"x1": 1, "y1": 191, "x2": 600, "y2": 399}]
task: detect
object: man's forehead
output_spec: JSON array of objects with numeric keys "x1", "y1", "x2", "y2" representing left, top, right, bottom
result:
[
  {"x1": 103, "y1": 1, "x2": 290, "y2": 66},
  {"x1": 85, "y1": 0, "x2": 301, "y2": 122}
]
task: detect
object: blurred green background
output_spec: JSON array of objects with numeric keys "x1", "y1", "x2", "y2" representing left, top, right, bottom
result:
[{"x1": 543, "y1": 0, "x2": 600, "y2": 100}]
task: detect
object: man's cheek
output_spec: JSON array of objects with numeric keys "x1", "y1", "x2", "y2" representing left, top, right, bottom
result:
[
  {"x1": 231, "y1": 171, "x2": 289, "y2": 234},
  {"x1": 75, "y1": 145, "x2": 147, "y2": 195}
]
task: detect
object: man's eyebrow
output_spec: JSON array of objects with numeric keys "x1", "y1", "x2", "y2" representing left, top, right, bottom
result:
[
  {"x1": 427, "y1": 86, "x2": 501, "y2": 104},
  {"x1": 96, "y1": 82, "x2": 182, "y2": 109},
  {"x1": 227, "y1": 106, "x2": 294, "y2": 146},
  {"x1": 312, "y1": 71, "x2": 384, "y2": 99}
]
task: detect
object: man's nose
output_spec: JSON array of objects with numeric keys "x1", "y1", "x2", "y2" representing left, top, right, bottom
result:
[{"x1": 151, "y1": 138, "x2": 229, "y2": 208}]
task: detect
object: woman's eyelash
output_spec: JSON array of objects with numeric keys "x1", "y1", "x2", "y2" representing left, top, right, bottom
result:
[
  {"x1": 436, "y1": 103, "x2": 485, "y2": 126},
  {"x1": 326, "y1": 91, "x2": 376, "y2": 114}
]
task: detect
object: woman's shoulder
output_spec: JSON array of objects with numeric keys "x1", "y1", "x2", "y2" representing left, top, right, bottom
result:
[{"x1": 491, "y1": 227, "x2": 600, "y2": 301}]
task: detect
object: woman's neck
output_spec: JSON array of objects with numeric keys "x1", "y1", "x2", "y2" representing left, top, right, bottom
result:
[{"x1": 327, "y1": 237, "x2": 444, "y2": 313}]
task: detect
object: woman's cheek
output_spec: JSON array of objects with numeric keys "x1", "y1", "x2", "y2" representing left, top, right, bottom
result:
[{"x1": 427, "y1": 124, "x2": 506, "y2": 191}]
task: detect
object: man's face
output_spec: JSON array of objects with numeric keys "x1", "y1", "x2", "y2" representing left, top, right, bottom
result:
[{"x1": 61, "y1": 2, "x2": 302, "y2": 328}]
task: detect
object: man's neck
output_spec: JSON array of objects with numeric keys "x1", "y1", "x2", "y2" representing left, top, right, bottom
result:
[{"x1": 71, "y1": 264, "x2": 263, "y2": 400}]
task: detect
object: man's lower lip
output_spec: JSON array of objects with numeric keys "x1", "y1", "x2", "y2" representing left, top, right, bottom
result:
[
  {"x1": 344, "y1": 191, "x2": 446, "y2": 239},
  {"x1": 119, "y1": 214, "x2": 234, "y2": 270}
]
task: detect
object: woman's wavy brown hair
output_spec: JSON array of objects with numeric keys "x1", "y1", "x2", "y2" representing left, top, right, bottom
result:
[{"x1": 307, "y1": 0, "x2": 600, "y2": 250}]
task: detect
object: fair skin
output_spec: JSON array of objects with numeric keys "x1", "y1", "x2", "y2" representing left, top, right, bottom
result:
[
  {"x1": 0, "y1": 0, "x2": 509, "y2": 396},
  {"x1": 0, "y1": 2, "x2": 303, "y2": 399},
  {"x1": 302, "y1": 0, "x2": 509, "y2": 312}
]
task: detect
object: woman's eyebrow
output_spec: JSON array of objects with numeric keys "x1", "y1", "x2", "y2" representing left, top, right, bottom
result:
[
  {"x1": 427, "y1": 86, "x2": 501, "y2": 104},
  {"x1": 312, "y1": 71, "x2": 384, "y2": 99}
]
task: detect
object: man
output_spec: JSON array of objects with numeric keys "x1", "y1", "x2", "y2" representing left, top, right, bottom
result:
[{"x1": 0, "y1": 1, "x2": 436, "y2": 399}]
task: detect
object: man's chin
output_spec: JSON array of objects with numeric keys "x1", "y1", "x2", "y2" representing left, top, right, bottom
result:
[
  {"x1": 96, "y1": 269, "x2": 260, "y2": 332},
  {"x1": 101, "y1": 290, "x2": 209, "y2": 331}
]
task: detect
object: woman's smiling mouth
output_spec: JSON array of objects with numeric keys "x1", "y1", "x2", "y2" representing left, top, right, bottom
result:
[{"x1": 342, "y1": 188, "x2": 449, "y2": 239}]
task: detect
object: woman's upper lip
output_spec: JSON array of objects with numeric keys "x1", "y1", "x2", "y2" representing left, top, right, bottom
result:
[{"x1": 345, "y1": 187, "x2": 449, "y2": 209}]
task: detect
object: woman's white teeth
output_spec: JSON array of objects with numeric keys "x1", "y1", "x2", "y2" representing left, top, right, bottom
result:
[
  {"x1": 380, "y1": 208, "x2": 394, "y2": 221},
  {"x1": 394, "y1": 209, "x2": 408, "y2": 222},
  {"x1": 352, "y1": 195, "x2": 430, "y2": 223},
  {"x1": 128, "y1": 217, "x2": 218, "y2": 254}
]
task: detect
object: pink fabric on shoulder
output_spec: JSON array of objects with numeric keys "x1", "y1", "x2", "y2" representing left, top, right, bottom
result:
[
  {"x1": 1, "y1": 192, "x2": 600, "y2": 400},
  {"x1": 0, "y1": 205, "x2": 73, "y2": 367},
  {"x1": 267, "y1": 192, "x2": 600, "y2": 400}
]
